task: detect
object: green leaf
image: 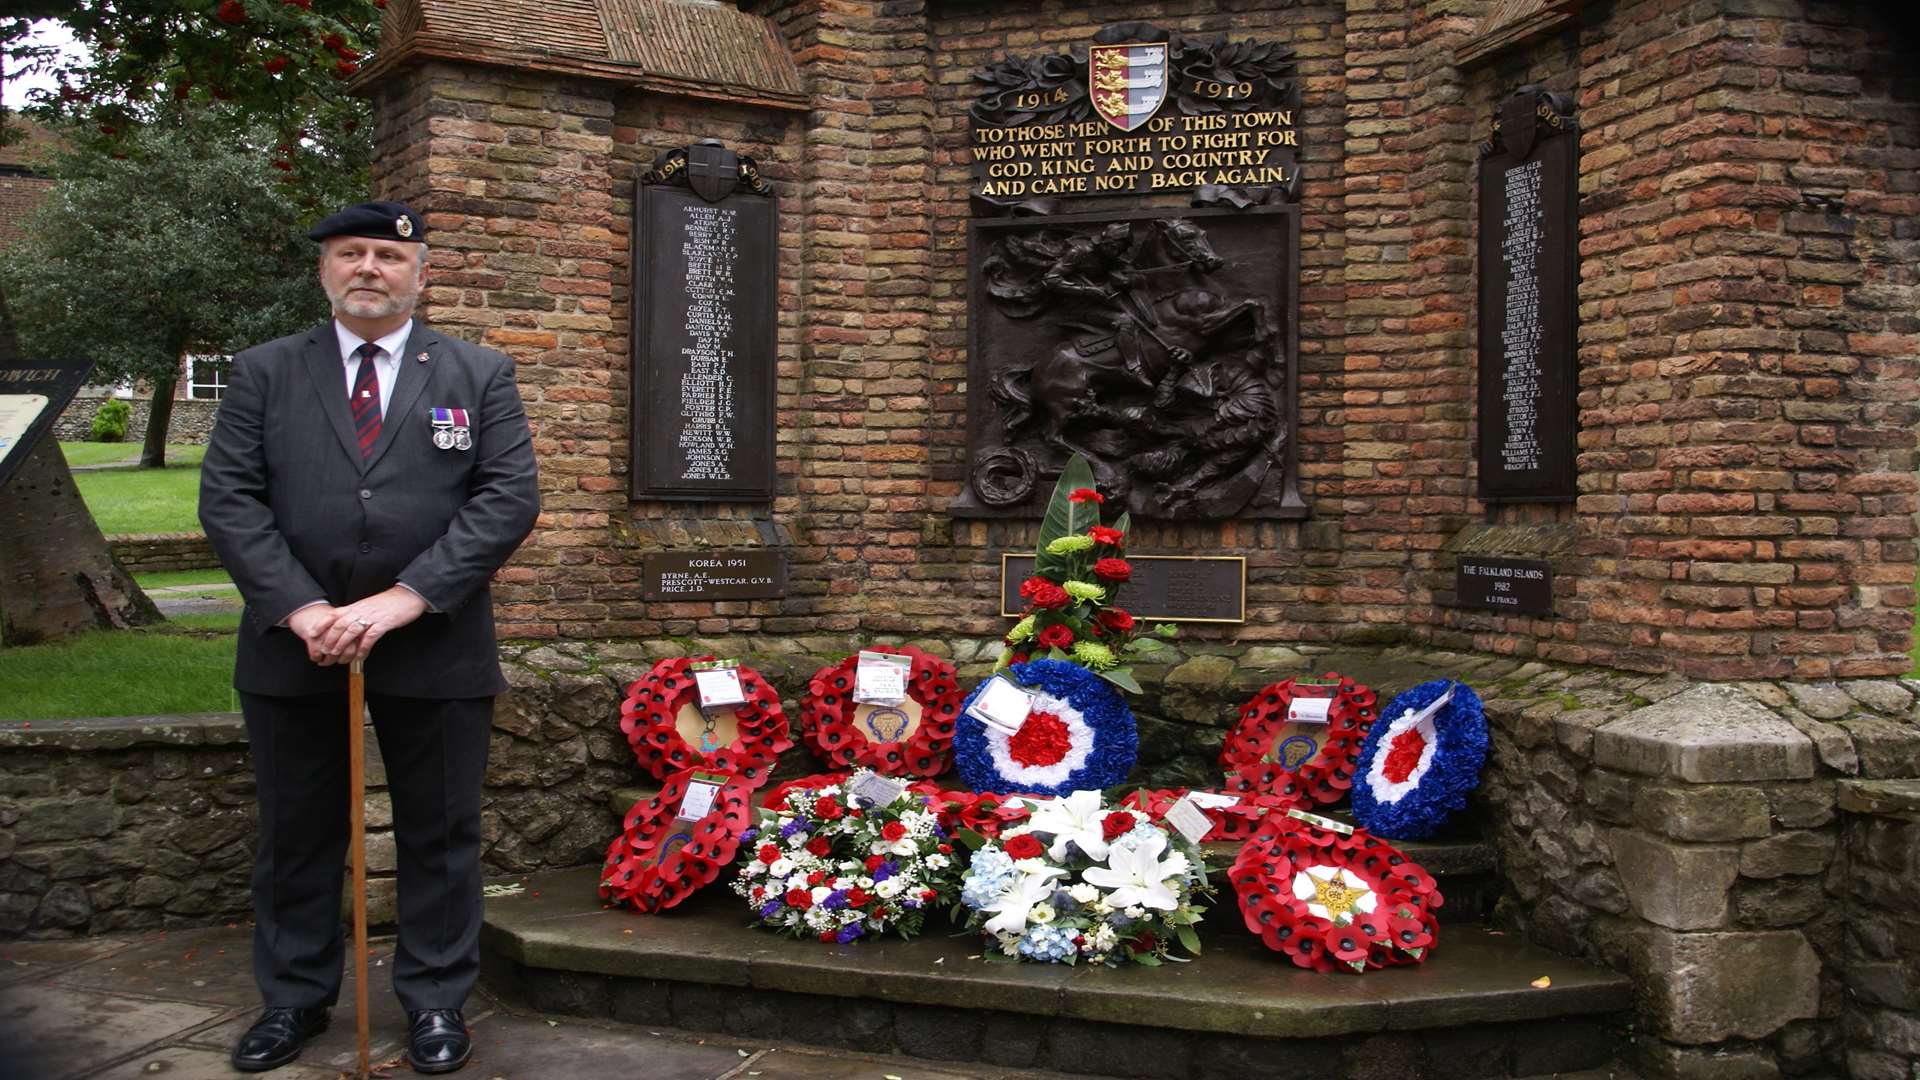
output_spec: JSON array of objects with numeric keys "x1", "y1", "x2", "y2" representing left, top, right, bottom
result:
[
  {"x1": 1153, "y1": 624, "x2": 1179, "y2": 638},
  {"x1": 1129, "y1": 638, "x2": 1166, "y2": 652},
  {"x1": 958, "y1": 828, "x2": 988, "y2": 850},
  {"x1": 1099, "y1": 667, "x2": 1142, "y2": 694},
  {"x1": 1132, "y1": 952, "x2": 1162, "y2": 967},
  {"x1": 1175, "y1": 925, "x2": 1203, "y2": 955},
  {"x1": 1035, "y1": 455, "x2": 1098, "y2": 577},
  {"x1": 1112, "y1": 510, "x2": 1132, "y2": 543},
  {"x1": 1047, "y1": 647, "x2": 1069, "y2": 661}
]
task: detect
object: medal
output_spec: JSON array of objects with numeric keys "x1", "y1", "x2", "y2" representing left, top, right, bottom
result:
[
  {"x1": 450, "y1": 407, "x2": 472, "y2": 452},
  {"x1": 430, "y1": 408, "x2": 456, "y2": 450}
]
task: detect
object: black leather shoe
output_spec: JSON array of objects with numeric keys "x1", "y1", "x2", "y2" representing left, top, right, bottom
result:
[
  {"x1": 407, "y1": 1008, "x2": 472, "y2": 1074},
  {"x1": 230, "y1": 1006, "x2": 330, "y2": 1072}
]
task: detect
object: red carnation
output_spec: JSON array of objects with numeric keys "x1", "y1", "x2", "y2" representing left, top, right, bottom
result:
[
  {"x1": 881, "y1": 821, "x2": 907, "y2": 841},
  {"x1": 1029, "y1": 583, "x2": 1070, "y2": 609},
  {"x1": 1094, "y1": 558, "x2": 1132, "y2": 582},
  {"x1": 263, "y1": 56, "x2": 290, "y2": 74},
  {"x1": 215, "y1": 1, "x2": 247, "y2": 25},
  {"x1": 1008, "y1": 652, "x2": 1030, "y2": 665},
  {"x1": 847, "y1": 887, "x2": 872, "y2": 907},
  {"x1": 806, "y1": 871, "x2": 825, "y2": 885},
  {"x1": 1003, "y1": 833, "x2": 1044, "y2": 859},
  {"x1": 813, "y1": 795, "x2": 843, "y2": 820},
  {"x1": 1088, "y1": 525, "x2": 1124, "y2": 547},
  {"x1": 1069, "y1": 487, "x2": 1104, "y2": 504},
  {"x1": 864, "y1": 854, "x2": 886, "y2": 871},
  {"x1": 1018, "y1": 575, "x2": 1052, "y2": 599},
  {"x1": 757, "y1": 844, "x2": 780, "y2": 864},
  {"x1": 785, "y1": 888, "x2": 812, "y2": 910},
  {"x1": 1035, "y1": 623, "x2": 1075, "y2": 650},
  {"x1": 1101, "y1": 811, "x2": 1137, "y2": 842},
  {"x1": 1097, "y1": 608, "x2": 1135, "y2": 632},
  {"x1": 806, "y1": 836, "x2": 832, "y2": 857}
]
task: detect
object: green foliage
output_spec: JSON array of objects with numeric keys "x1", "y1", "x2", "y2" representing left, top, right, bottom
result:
[
  {"x1": 73, "y1": 461, "x2": 205, "y2": 534},
  {"x1": 1034, "y1": 455, "x2": 1097, "y2": 580},
  {"x1": 89, "y1": 397, "x2": 130, "y2": 441},
  {"x1": 0, "y1": 622, "x2": 237, "y2": 720},
  {"x1": 0, "y1": 111, "x2": 335, "y2": 395}
]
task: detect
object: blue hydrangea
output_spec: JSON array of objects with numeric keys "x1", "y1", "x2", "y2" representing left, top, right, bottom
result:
[
  {"x1": 1017, "y1": 924, "x2": 1078, "y2": 963},
  {"x1": 960, "y1": 846, "x2": 1016, "y2": 909}
]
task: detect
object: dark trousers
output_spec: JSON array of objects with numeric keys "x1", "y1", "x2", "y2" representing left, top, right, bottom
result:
[{"x1": 241, "y1": 691, "x2": 493, "y2": 1013}]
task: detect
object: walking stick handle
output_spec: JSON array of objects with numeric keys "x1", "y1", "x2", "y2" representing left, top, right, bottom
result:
[{"x1": 349, "y1": 658, "x2": 370, "y2": 1078}]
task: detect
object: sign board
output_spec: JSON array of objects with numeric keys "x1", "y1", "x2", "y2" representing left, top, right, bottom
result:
[
  {"x1": 632, "y1": 142, "x2": 777, "y2": 501},
  {"x1": 1477, "y1": 88, "x2": 1579, "y2": 502},
  {"x1": 1000, "y1": 553, "x2": 1244, "y2": 624},
  {"x1": 0, "y1": 358, "x2": 95, "y2": 492},
  {"x1": 1454, "y1": 556, "x2": 1555, "y2": 616},
  {"x1": 643, "y1": 550, "x2": 787, "y2": 602}
]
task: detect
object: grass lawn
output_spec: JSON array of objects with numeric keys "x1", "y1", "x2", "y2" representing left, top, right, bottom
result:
[
  {"x1": 134, "y1": 568, "x2": 233, "y2": 590},
  {"x1": 0, "y1": 623, "x2": 237, "y2": 720},
  {"x1": 73, "y1": 460, "x2": 205, "y2": 534},
  {"x1": 59, "y1": 441, "x2": 207, "y2": 469}
]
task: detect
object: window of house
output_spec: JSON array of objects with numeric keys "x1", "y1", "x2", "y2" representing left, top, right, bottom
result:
[{"x1": 187, "y1": 356, "x2": 231, "y2": 400}]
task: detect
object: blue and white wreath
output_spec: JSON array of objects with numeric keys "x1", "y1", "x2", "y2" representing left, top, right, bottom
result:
[
  {"x1": 1350, "y1": 679, "x2": 1488, "y2": 840},
  {"x1": 954, "y1": 659, "x2": 1137, "y2": 797}
]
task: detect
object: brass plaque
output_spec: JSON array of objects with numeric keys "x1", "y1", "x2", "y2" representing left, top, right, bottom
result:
[{"x1": 999, "y1": 553, "x2": 1244, "y2": 624}]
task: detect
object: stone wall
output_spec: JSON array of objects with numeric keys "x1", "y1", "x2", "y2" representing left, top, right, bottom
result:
[
  {"x1": 51, "y1": 395, "x2": 221, "y2": 446},
  {"x1": 107, "y1": 533, "x2": 222, "y2": 572},
  {"x1": 1834, "y1": 779, "x2": 1920, "y2": 1080}
]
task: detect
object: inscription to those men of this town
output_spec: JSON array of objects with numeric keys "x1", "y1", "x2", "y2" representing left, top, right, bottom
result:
[
  {"x1": 632, "y1": 142, "x2": 777, "y2": 501},
  {"x1": 1477, "y1": 88, "x2": 1579, "y2": 502}
]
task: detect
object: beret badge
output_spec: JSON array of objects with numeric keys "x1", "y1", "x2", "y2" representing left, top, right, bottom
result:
[{"x1": 396, "y1": 215, "x2": 414, "y2": 238}]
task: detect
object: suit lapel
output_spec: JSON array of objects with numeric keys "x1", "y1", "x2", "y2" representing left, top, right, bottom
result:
[
  {"x1": 300, "y1": 324, "x2": 363, "y2": 466},
  {"x1": 363, "y1": 323, "x2": 436, "y2": 473}
]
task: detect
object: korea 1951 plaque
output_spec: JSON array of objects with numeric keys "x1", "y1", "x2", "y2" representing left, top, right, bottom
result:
[
  {"x1": 644, "y1": 550, "x2": 787, "y2": 602},
  {"x1": 1477, "y1": 88, "x2": 1578, "y2": 502},
  {"x1": 632, "y1": 140, "x2": 777, "y2": 501}
]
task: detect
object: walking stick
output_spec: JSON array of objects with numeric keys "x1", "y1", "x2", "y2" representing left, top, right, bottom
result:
[{"x1": 349, "y1": 657, "x2": 371, "y2": 1079}]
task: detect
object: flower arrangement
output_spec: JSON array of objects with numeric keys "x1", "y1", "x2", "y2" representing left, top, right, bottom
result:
[
  {"x1": 1228, "y1": 807, "x2": 1442, "y2": 974},
  {"x1": 954, "y1": 789, "x2": 1212, "y2": 967},
  {"x1": 1351, "y1": 679, "x2": 1488, "y2": 840},
  {"x1": 996, "y1": 454, "x2": 1175, "y2": 695},
  {"x1": 954, "y1": 659, "x2": 1138, "y2": 797},
  {"x1": 618, "y1": 657, "x2": 792, "y2": 788},
  {"x1": 799, "y1": 646, "x2": 963, "y2": 777},
  {"x1": 732, "y1": 771, "x2": 962, "y2": 943},
  {"x1": 1220, "y1": 674, "x2": 1378, "y2": 806}
]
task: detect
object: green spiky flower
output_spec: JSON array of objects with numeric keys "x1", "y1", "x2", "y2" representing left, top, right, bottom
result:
[
  {"x1": 1071, "y1": 641, "x2": 1119, "y2": 670},
  {"x1": 1063, "y1": 580, "x2": 1105, "y2": 602},
  {"x1": 1006, "y1": 615, "x2": 1037, "y2": 643},
  {"x1": 1046, "y1": 534, "x2": 1095, "y2": 555}
]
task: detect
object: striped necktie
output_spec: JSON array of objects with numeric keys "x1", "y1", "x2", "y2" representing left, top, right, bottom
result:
[{"x1": 350, "y1": 341, "x2": 382, "y2": 459}]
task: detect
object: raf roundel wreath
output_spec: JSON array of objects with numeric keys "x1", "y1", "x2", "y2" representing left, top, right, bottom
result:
[
  {"x1": 799, "y1": 646, "x2": 963, "y2": 777},
  {"x1": 1228, "y1": 807, "x2": 1443, "y2": 974},
  {"x1": 617, "y1": 657, "x2": 792, "y2": 789},
  {"x1": 954, "y1": 659, "x2": 1137, "y2": 797},
  {"x1": 1220, "y1": 674, "x2": 1379, "y2": 806},
  {"x1": 1350, "y1": 679, "x2": 1488, "y2": 840},
  {"x1": 600, "y1": 768, "x2": 757, "y2": 913}
]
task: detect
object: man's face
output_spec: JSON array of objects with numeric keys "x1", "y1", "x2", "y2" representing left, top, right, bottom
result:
[{"x1": 319, "y1": 236, "x2": 425, "y2": 321}]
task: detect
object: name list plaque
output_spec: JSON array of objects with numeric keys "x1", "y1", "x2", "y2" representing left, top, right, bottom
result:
[
  {"x1": 632, "y1": 141, "x2": 777, "y2": 501},
  {"x1": 644, "y1": 550, "x2": 787, "y2": 602},
  {"x1": 1476, "y1": 88, "x2": 1578, "y2": 502},
  {"x1": 1000, "y1": 554, "x2": 1245, "y2": 624},
  {"x1": 1455, "y1": 556, "x2": 1555, "y2": 616}
]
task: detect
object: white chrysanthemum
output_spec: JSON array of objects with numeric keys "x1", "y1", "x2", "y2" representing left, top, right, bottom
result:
[
  {"x1": 1067, "y1": 883, "x2": 1100, "y2": 905},
  {"x1": 890, "y1": 839, "x2": 918, "y2": 857},
  {"x1": 767, "y1": 858, "x2": 794, "y2": 878},
  {"x1": 925, "y1": 854, "x2": 950, "y2": 871},
  {"x1": 1029, "y1": 903, "x2": 1056, "y2": 924}
]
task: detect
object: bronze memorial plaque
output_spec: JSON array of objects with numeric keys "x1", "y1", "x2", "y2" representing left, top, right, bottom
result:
[
  {"x1": 1477, "y1": 88, "x2": 1579, "y2": 502},
  {"x1": 632, "y1": 141, "x2": 778, "y2": 501},
  {"x1": 1001, "y1": 553, "x2": 1244, "y2": 623},
  {"x1": 644, "y1": 551, "x2": 787, "y2": 602},
  {"x1": 1455, "y1": 556, "x2": 1554, "y2": 616}
]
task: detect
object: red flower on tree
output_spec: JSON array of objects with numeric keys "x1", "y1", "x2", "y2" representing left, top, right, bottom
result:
[
  {"x1": 1035, "y1": 624, "x2": 1075, "y2": 650},
  {"x1": 1069, "y1": 487, "x2": 1104, "y2": 504},
  {"x1": 1097, "y1": 608, "x2": 1135, "y2": 632},
  {"x1": 263, "y1": 56, "x2": 290, "y2": 74},
  {"x1": 1088, "y1": 525, "x2": 1124, "y2": 547},
  {"x1": 1004, "y1": 833, "x2": 1045, "y2": 859},
  {"x1": 215, "y1": 1, "x2": 247, "y2": 25},
  {"x1": 333, "y1": 60, "x2": 359, "y2": 78},
  {"x1": 1028, "y1": 583, "x2": 1070, "y2": 609},
  {"x1": 1093, "y1": 558, "x2": 1132, "y2": 582}
]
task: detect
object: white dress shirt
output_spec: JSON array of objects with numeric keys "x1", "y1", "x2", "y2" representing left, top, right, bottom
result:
[{"x1": 333, "y1": 318, "x2": 412, "y2": 418}]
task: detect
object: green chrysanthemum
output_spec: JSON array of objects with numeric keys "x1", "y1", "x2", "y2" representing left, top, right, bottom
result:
[
  {"x1": 1071, "y1": 640, "x2": 1119, "y2": 670},
  {"x1": 1006, "y1": 615, "x2": 1037, "y2": 643},
  {"x1": 1046, "y1": 534, "x2": 1095, "y2": 555},
  {"x1": 1063, "y1": 580, "x2": 1105, "y2": 602}
]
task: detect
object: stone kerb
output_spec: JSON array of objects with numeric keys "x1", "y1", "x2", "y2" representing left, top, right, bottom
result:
[{"x1": 1833, "y1": 778, "x2": 1920, "y2": 1080}]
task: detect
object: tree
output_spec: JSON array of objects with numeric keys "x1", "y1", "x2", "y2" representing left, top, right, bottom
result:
[
  {"x1": 0, "y1": 110, "x2": 348, "y2": 466},
  {"x1": 0, "y1": 290, "x2": 161, "y2": 645}
]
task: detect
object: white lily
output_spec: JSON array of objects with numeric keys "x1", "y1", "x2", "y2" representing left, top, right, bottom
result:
[
  {"x1": 1080, "y1": 830, "x2": 1182, "y2": 912},
  {"x1": 1026, "y1": 789, "x2": 1112, "y2": 863},
  {"x1": 980, "y1": 867, "x2": 1067, "y2": 936}
]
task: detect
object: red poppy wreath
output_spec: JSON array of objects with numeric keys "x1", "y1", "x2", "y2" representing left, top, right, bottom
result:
[
  {"x1": 1121, "y1": 787, "x2": 1299, "y2": 843},
  {"x1": 1228, "y1": 807, "x2": 1443, "y2": 974},
  {"x1": 1219, "y1": 674, "x2": 1379, "y2": 806},
  {"x1": 600, "y1": 767, "x2": 758, "y2": 913},
  {"x1": 799, "y1": 646, "x2": 962, "y2": 777},
  {"x1": 617, "y1": 657, "x2": 793, "y2": 788}
]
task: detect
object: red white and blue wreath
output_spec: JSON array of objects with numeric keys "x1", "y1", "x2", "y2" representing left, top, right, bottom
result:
[
  {"x1": 600, "y1": 767, "x2": 758, "y2": 913},
  {"x1": 799, "y1": 646, "x2": 963, "y2": 777},
  {"x1": 1350, "y1": 679, "x2": 1487, "y2": 840},
  {"x1": 1228, "y1": 807, "x2": 1443, "y2": 974},
  {"x1": 954, "y1": 659, "x2": 1137, "y2": 797},
  {"x1": 617, "y1": 657, "x2": 793, "y2": 789},
  {"x1": 1219, "y1": 674, "x2": 1379, "y2": 806}
]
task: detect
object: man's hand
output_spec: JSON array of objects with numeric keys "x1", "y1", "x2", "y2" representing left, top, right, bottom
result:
[
  {"x1": 288, "y1": 605, "x2": 342, "y2": 665},
  {"x1": 316, "y1": 586, "x2": 430, "y2": 665}
]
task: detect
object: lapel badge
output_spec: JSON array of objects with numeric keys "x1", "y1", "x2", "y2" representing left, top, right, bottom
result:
[{"x1": 416, "y1": 351, "x2": 429, "y2": 363}]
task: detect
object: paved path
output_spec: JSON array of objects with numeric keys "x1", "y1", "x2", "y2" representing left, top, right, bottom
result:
[
  {"x1": 0, "y1": 925, "x2": 1110, "y2": 1080},
  {"x1": 146, "y1": 582, "x2": 243, "y2": 619}
]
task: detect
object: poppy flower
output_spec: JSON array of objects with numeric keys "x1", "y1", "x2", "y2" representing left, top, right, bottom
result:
[{"x1": 1069, "y1": 488, "x2": 1104, "y2": 504}]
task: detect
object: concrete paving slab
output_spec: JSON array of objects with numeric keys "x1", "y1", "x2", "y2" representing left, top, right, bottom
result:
[
  {"x1": 50, "y1": 926, "x2": 259, "y2": 1006},
  {"x1": 80, "y1": 1044, "x2": 340, "y2": 1080},
  {"x1": 739, "y1": 1047, "x2": 987, "y2": 1080},
  {"x1": 0, "y1": 981, "x2": 226, "y2": 1080},
  {"x1": 461, "y1": 1010, "x2": 747, "y2": 1079},
  {"x1": 0, "y1": 939, "x2": 132, "y2": 988},
  {"x1": 183, "y1": 941, "x2": 414, "y2": 1069}
]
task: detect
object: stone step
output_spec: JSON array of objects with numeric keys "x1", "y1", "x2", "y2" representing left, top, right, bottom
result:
[
  {"x1": 481, "y1": 867, "x2": 1631, "y2": 1080},
  {"x1": 604, "y1": 783, "x2": 1503, "y2": 921}
]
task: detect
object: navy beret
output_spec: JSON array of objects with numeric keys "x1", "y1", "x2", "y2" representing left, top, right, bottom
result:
[{"x1": 308, "y1": 201, "x2": 426, "y2": 243}]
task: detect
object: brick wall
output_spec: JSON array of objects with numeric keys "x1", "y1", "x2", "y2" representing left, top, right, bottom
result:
[
  {"x1": 106, "y1": 533, "x2": 222, "y2": 572},
  {"x1": 359, "y1": 0, "x2": 1918, "y2": 680}
]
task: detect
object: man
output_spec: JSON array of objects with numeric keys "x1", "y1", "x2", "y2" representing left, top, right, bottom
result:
[{"x1": 199, "y1": 201, "x2": 540, "y2": 1074}]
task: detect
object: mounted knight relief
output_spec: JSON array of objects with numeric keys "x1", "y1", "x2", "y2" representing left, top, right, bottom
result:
[{"x1": 956, "y1": 23, "x2": 1306, "y2": 520}]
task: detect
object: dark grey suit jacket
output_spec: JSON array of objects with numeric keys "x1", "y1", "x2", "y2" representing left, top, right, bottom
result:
[{"x1": 199, "y1": 320, "x2": 540, "y2": 698}]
